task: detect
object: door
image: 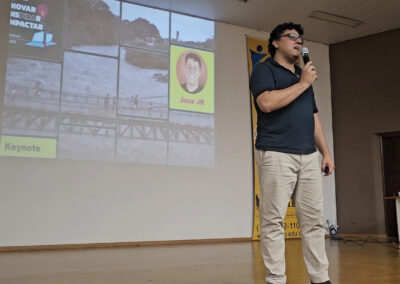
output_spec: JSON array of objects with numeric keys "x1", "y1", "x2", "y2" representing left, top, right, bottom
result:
[{"x1": 381, "y1": 132, "x2": 400, "y2": 240}]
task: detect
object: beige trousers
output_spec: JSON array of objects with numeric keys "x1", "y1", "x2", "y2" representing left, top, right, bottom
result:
[{"x1": 256, "y1": 150, "x2": 330, "y2": 284}]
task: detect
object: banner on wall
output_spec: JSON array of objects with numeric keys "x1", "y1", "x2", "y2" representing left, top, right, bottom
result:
[{"x1": 246, "y1": 36, "x2": 301, "y2": 240}]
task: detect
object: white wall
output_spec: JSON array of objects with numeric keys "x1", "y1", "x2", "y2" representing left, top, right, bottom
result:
[
  {"x1": 0, "y1": 1, "x2": 336, "y2": 246},
  {"x1": 304, "y1": 40, "x2": 337, "y2": 226}
]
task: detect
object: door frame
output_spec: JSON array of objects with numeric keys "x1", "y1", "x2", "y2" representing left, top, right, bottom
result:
[{"x1": 378, "y1": 131, "x2": 400, "y2": 240}]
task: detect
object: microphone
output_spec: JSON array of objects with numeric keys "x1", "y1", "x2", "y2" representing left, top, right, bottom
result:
[{"x1": 301, "y1": 47, "x2": 310, "y2": 65}]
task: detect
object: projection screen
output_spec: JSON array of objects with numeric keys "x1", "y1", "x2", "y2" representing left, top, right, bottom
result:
[{"x1": 1, "y1": 0, "x2": 215, "y2": 168}]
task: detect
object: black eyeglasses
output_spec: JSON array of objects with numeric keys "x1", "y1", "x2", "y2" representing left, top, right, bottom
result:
[{"x1": 278, "y1": 33, "x2": 303, "y2": 44}]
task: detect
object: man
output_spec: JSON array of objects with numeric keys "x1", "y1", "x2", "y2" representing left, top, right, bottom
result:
[
  {"x1": 181, "y1": 52, "x2": 203, "y2": 94},
  {"x1": 250, "y1": 22, "x2": 334, "y2": 284}
]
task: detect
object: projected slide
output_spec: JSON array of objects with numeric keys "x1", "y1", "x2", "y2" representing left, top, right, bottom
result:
[
  {"x1": 1, "y1": 0, "x2": 215, "y2": 167},
  {"x1": 118, "y1": 47, "x2": 168, "y2": 119},
  {"x1": 65, "y1": 0, "x2": 120, "y2": 57},
  {"x1": 121, "y1": 2, "x2": 169, "y2": 53},
  {"x1": 170, "y1": 46, "x2": 214, "y2": 113},
  {"x1": 8, "y1": 0, "x2": 65, "y2": 61}
]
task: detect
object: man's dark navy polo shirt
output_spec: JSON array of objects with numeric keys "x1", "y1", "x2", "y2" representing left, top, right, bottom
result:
[{"x1": 250, "y1": 58, "x2": 318, "y2": 154}]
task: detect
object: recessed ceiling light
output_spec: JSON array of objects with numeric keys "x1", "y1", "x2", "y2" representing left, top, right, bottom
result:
[{"x1": 309, "y1": 11, "x2": 363, "y2": 28}]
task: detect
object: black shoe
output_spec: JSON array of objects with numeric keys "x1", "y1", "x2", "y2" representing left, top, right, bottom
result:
[{"x1": 311, "y1": 281, "x2": 331, "y2": 284}]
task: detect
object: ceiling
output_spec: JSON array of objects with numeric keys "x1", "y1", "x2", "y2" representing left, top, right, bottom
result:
[{"x1": 126, "y1": 0, "x2": 400, "y2": 45}]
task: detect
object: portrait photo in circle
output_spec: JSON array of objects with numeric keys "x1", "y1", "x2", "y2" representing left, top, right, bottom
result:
[{"x1": 176, "y1": 50, "x2": 207, "y2": 94}]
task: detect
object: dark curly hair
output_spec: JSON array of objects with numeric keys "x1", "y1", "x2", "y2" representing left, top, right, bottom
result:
[
  {"x1": 268, "y1": 22, "x2": 304, "y2": 58},
  {"x1": 185, "y1": 52, "x2": 202, "y2": 69}
]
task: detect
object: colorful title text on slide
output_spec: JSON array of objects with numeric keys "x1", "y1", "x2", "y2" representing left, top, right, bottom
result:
[
  {"x1": 9, "y1": 2, "x2": 44, "y2": 30},
  {"x1": 0, "y1": 136, "x2": 57, "y2": 158}
]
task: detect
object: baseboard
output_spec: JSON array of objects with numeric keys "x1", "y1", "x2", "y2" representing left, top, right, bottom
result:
[
  {"x1": 337, "y1": 234, "x2": 389, "y2": 240},
  {"x1": 0, "y1": 237, "x2": 253, "y2": 252},
  {"x1": 3, "y1": 234, "x2": 390, "y2": 252}
]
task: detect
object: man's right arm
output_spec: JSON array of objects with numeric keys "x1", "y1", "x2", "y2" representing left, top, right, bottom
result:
[{"x1": 256, "y1": 61, "x2": 317, "y2": 113}]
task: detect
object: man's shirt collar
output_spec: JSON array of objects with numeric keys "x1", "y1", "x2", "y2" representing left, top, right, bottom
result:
[{"x1": 267, "y1": 57, "x2": 301, "y2": 77}]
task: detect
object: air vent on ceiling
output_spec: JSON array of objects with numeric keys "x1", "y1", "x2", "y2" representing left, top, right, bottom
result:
[{"x1": 309, "y1": 11, "x2": 363, "y2": 28}]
